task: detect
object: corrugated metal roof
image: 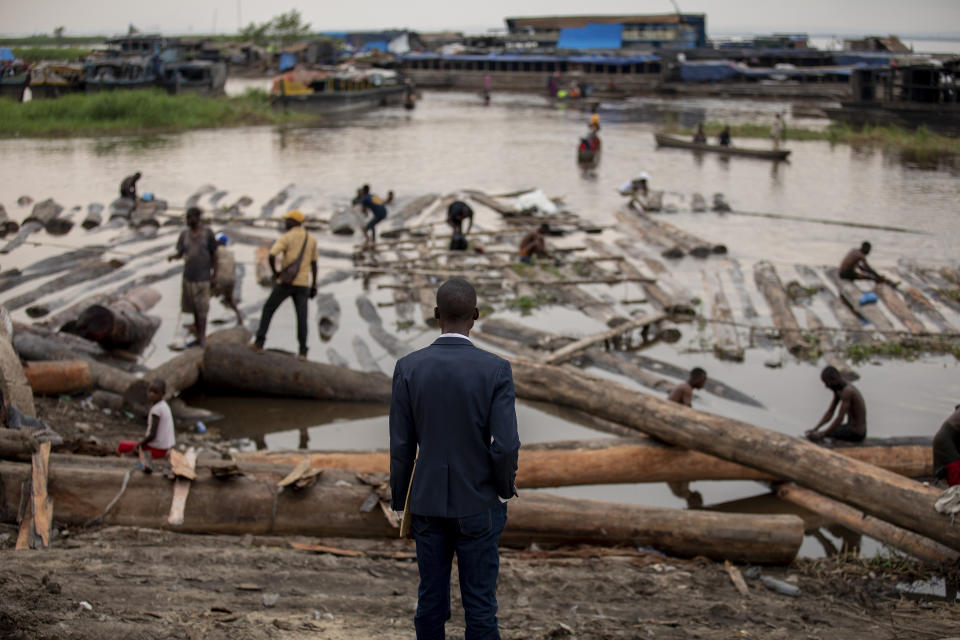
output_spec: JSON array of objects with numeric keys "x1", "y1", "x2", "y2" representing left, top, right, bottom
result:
[
  {"x1": 507, "y1": 14, "x2": 702, "y2": 29},
  {"x1": 399, "y1": 52, "x2": 659, "y2": 64},
  {"x1": 557, "y1": 24, "x2": 623, "y2": 50}
]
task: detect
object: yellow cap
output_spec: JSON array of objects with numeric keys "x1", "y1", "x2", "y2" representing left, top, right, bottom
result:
[{"x1": 283, "y1": 209, "x2": 305, "y2": 223}]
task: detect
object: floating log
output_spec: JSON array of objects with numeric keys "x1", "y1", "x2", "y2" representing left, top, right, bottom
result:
[
  {"x1": 356, "y1": 295, "x2": 412, "y2": 358},
  {"x1": 0, "y1": 457, "x2": 802, "y2": 563},
  {"x1": 82, "y1": 203, "x2": 104, "y2": 230},
  {"x1": 44, "y1": 208, "x2": 76, "y2": 235},
  {"x1": 794, "y1": 265, "x2": 867, "y2": 339},
  {"x1": 22, "y1": 360, "x2": 93, "y2": 395},
  {"x1": 896, "y1": 264, "x2": 960, "y2": 317},
  {"x1": 107, "y1": 197, "x2": 135, "y2": 223},
  {"x1": 0, "y1": 204, "x2": 19, "y2": 237},
  {"x1": 202, "y1": 341, "x2": 391, "y2": 402},
  {"x1": 329, "y1": 209, "x2": 364, "y2": 235},
  {"x1": 466, "y1": 191, "x2": 513, "y2": 216},
  {"x1": 615, "y1": 210, "x2": 683, "y2": 258},
  {"x1": 753, "y1": 261, "x2": 807, "y2": 358},
  {"x1": 615, "y1": 240, "x2": 698, "y2": 310},
  {"x1": 239, "y1": 436, "x2": 932, "y2": 487},
  {"x1": 702, "y1": 270, "x2": 743, "y2": 361},
  {"x1": 727, "y1": 259, "x2": 759, "y2": 321},
  {"x1": 0, "y1": 221, "x2": 42, "y2": 254},
  {"x1": 40, "y1": 268, "x2": 176, "y2": 330},
  {"x1": 642, "y1": 213, "x2": 726, "y2": 256},
  {"x1": 259, "y1": 183, "x2": 294, "y2": 218},
  {"x1": 2, "y1": 258, "x2": 124, "y2": 312},
  {"x1": 776, "y1": 483, "x2": 958, "y2": 565},
  {"x1": 506, "y1": 360, "x2": 960, "y2": 551},
  {"x1": 186, "y1": 184, "x2": 217, "y2": 209},
  {"x1": 350, "y1": 336, "x2": 383, "y2": 374},
  {"x1": 122, "y1": 327, "x2": 252, "y2": 412},
  {"x1": 316, "y1": 293, "x2": 341, "y2": 341},
  {"x1": 825, "y1": 268, "x2": 896, "y2": 332},
  {"x1": 130, "y1": 198, "x2": 166, "y2": 229},
  {"x1": 875, "y1": 284, "x2": 927, "y2": 334},
  {"x1": 23, "y1": 198, "x2": 63, "y2": 228},
  {"x1": 804, "y1": 308, "x2": 858, "y2": 381},
  {"x1": 586, "y1": 239, "x2": 691, "y2": 316},
  {"x1": 899, "y1": 282, "x2": 956, "y2": 333}
]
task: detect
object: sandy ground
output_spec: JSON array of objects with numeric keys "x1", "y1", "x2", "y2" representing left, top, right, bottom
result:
[{"x1": 2, "y1": 525, "x2": 958, "y2": 640}]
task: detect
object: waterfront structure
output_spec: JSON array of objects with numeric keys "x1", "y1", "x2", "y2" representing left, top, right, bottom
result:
[{"x1": 504, "y1": 14, "x2": 707, "y2": 50}]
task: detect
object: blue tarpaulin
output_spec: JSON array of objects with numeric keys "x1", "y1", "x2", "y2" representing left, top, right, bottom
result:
[
  {"x1": 835, "y1": 53, "x2": 890, "y2": 67},
  {"x1": 362, "y1": 40, "x2": 389, "y2": 52},
  {"x1": 557, "y1": 23, "x2": 623, "y2": 50},
  {"x1": 278, "y1": 52, "x2": 297, "y2": 72},
  {"x1": 0, "y1": 48, "x2": 14, "y2": 62},
  {"x1": 680, "y1": 61, "x2": 740, "y2": 82}
]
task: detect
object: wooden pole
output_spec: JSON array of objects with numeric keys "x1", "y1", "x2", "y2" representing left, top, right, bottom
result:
[
  {"x1": 753, "y1": 260, "x2": 808, "y2": 358},
  {"x1": 540, "y1": 312, "x2": 666, "y2": 365},
  {"x1": 776, "y1": 483, "x2": 958, "y2": 564}
]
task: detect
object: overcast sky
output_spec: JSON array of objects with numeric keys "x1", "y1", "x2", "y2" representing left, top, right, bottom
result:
[{"x1": 4, "y1": 0, "x2": 959, "y2": 38}]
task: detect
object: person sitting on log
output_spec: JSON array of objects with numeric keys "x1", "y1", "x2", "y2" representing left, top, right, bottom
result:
[
  {"x1": 518, "y1": 223, "x2": 551, "y2": 264},
  {"x1": 354, "y1": 184, "x2": 394, "y2": 246},
  {"x1": 667, "y1": 367, "x2": 707, "y2": 407},
  {"x1": 806, "y1": 366, "x2": 867, "y2": 443},
  {"x1": 718, "y1": 126, "x2": 732, "y2": 147},
  {"x1": 838, "y1": 242, "x2": 897, "y2": 286},
  {"x1": 212, "y1": 232, "x2": 243, "y2": 326},
  {"x1": 693, "y1": 123, "x2": 706, "y2": 144},
  {"x1": 169, "y1": 207, "x2": 218, "y2": 348},
  {"x1": 117, "y1": 379, "x2": 174, "y2": 463},
  {"x1": 252, "y1": 209, "x2": 319, "y2": 360},
  {"x1": 119, "y1": 171, "x2": 141, "y2": 201},
  {"x1": 666, "y1": 368, "x2": 707, "y2": 508},
  {"x1": 934, "y1": 404, "x2": 960, "y2": 487}
]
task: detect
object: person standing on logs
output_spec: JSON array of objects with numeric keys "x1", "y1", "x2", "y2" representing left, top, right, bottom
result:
[
  {"x1": 390, "y1": 277, "x2": 520, "y2": 640},
  {"x1": 806, "y1": 366, "x2": 867, "y2": 443},
  {"x1": 252, "y1": 209, "x2": 318, "y2": 360},
  {"x1": 212, "y1": 232, "x2": 243, "y2": 326},
  {"x1": 518, "y1": 223, "x2": 551, "y2": 264},
  {"x1": 119, "y1": 171, "x2": 141, "y2": 200},
  {"x1": 168, "y1": 207, "x2": 217, "y2": 348},
  {"x1": 770, "y1": 113, "x2": 785, "y2": 150},
  {"x1": 838, "y1": 241, "x2": 897, "y2": 286},
  {"x1": 934, "y1": 404, "x2": 960, "y2": 487},
  {"x1": 666, "y1": 367, "x2": 707, "y2": 508},
  {"x1": 354, "y1": 184, "x2": 394, "y2": 246}
]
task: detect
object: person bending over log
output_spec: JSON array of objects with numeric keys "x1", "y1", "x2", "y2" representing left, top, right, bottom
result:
[
  {"x1": 117, "y1": 379, "x2": 174, "y2": 462},
  {"x1": 212, "y1": 232, "x2": 243, "y2": 326},
  {"x1": 390, "y1": 277, "x2": 520, "y2": 640},
  {"x1": 934, "y1": 404, "x2": 960, "y2": 487},
  {"x1": 518, "y1": 223, "x2": 551, "y2": 264},
  {"x1": 666, "y1": 368, "x2": 707, "y2": 508},
  {"x1": 354, "y1": 184, "x2": 394, "y2": 246},
  {"x1": 806, "y1": 366, "x2": 867, "y2": 443},
  {"x1": 252, "y1": 210, "x2": 318, "y2": 360},
  {"x1": 667, "y1": 367, "x2": 707, "y2": 407},
  {"x1": 169, "y1": 207, "x2": 217, "y2": 347},
  {"x1": 119, "y1": 171, "x2": 141, "y2": 200},
  {"x1": 839, "y1": 242, "x2": 897, "y2": 286},
  {"x1": 447, "y1": 200, "x2": 474, "y2": 235}
]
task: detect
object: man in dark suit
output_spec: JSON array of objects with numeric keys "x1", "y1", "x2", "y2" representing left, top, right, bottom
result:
[{"x1": 390, "y1": 277, "x2": 520, "y2": 640}]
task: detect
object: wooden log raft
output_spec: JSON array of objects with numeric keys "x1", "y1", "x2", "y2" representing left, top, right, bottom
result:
[
  {"x1": 753, "y1": 261, "x2": 808, "y2": 357},
  {"x1": 201, "y1": 341, "x2": 391, "y2": 403},
  {"x1": 506, "y1": 359, "x2": 960, "y2": 551},
  {"x1": 237, "y1": 436, "x2": 933, "y2": 487},
  {"x1": 900, "y1": 283, "x2": 956, "y2": 333},
  {"x1": 875, "y1": 284, "x2": 926, "y2": 334},
  {"x1": 22, "y1": 360, "x2": 93, "y2": 395},
  {"x1": 122, "y1": 327, "x2": 252, "y2": 412},
  {"x1": 2, "y1": 258, "x2": 124, "y2": 312},
  {"x1": 640, "y1": 212, "x2": 727, "y2": 256},
  {"x1": 702, "y1": 270, "x2": 743, "y2": 361},
  {"x1": 825, "y1": 268, "x2": 896, "y2": 332},
  {"x1": 0, "y1": 457, "x2": 802, "y2": 563}
]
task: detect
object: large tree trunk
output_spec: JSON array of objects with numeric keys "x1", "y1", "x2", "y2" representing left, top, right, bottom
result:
[
  {"x1": 122, "y1": 328, "x2": 252, "y2": 412},
  {"x1": 82, "y1": 203, "x2": 103, "y2": 230},
  {"x1": 753, "y1": 260, "x2": 807, "y2": 357},
  {"x1": 875, "y1": 284, "x2": 926, "y2": 334},
  {"x1": 200, "y1": 340, "x2": 391, "y2": 403},
  {"x1": 71, "y1": 292, "x2": 162, "y2": 353},
  {"x1": 0, "y1": 457, "x2": 802, "y2": 563},
  {"x1": 22, "y1": 360, "x2": 93, "y2": 395},
  {"x1": 506, "y1": 359, "x2": 960, "y2": 551},
  {"x1": 236, "y1": 436, "x2": 932, "y2": 486},
  {"x1": 703, "y1": 270, "x2": 743, "y2": 361},
  {"x1": 23, "y1": 198, "x2": 63, "y2": 227}
]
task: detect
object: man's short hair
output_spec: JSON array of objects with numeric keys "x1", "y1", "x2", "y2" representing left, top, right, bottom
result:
[
  {"x1": 436, "y1": 278, "x2": 477, "y2": 322},
  {"x1": 361, "y1": 184, "x2": 370, "y2": 194},
  {"x1": 821, "y1": 366, "x2": 842, "y2": 384},
  {"x1": 538, "y1": 223, "x2": 550, "y2": 233},
  {"x1": 691, "y1": 367, "x2": 707, "y2": 380},
  {"x1": 186, "y1": 206, "x2": 202, "y2": 220},
  {"x1": 861, "y1": 241, "x2": 871, "y2": 253},
  {"x1": 149, "y1": 378, "x2": 167, "y2": 394}
]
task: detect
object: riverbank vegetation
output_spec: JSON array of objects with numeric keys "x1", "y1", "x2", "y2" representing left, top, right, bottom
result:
[
  {"x1": 666, "y1": 121, "x2": 960, "y2": 157},
  {"x1": 0, "y1": 89, "x2": 313, "y2": 137}
]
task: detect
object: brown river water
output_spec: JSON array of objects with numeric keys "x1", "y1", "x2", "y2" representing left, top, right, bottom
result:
[{"x1": 1, "y1": 88, "x2": 959, "y2": 558}]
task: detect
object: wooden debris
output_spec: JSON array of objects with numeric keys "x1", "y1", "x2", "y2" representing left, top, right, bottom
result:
[
  {"x1": 289, "y1": 541, "x2": 364, "y2": 557},
  {"x1": 277, "y1": 459, "x2": 323, "y2": 490},
  {"x1": 540, "y1": 312, "x2": 666, "y2": 365},
  {"x1": 167, "y1": 447, "x2": 198, "y2": 526},
  {"x1": 724, "y1": 561, "x2": 750, "y2": 597}
]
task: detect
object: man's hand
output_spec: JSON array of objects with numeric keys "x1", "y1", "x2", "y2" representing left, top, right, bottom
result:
[
  {"x1": 167, "y1": 254, "x2": 179, "y2": 262},
  {"x1": 309, "y1": 286, "x2": 317, "y2": 299}
]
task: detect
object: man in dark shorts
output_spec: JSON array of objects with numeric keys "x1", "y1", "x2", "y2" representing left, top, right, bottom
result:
[
  {"x1": 934, "y1": 404, "x2": 960, "y2": 486},
  {"x1": 447, "y1": 200, "x2": 474, "y2": 235},
  {"x1": 168, "y1": 207, "x2": 217, "y2": 347},
  {"x1": 354, "y1": 184, "x2": 394, "y2": 245},
  {"x1": 806, "y1": 366, "x2": 867, "y2": 443},
  {"x1": 838, "y1": 242, "x2": 895, "y2": 285}
]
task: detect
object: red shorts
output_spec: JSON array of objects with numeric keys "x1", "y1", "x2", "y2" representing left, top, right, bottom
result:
[
  {"x1": 117, "y1": 441, "x2": 169, "y2": 459},
  {"x1": 946, "y1": 460, "x2": 960, "y2": 486}
]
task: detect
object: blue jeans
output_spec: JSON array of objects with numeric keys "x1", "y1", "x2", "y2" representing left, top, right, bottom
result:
[
  {"x1": 365, "y1": 207, "x2": 387, "y2": 240},
  {"x1": 412, "y1": 502, "x2": 507, "y2": 640}
]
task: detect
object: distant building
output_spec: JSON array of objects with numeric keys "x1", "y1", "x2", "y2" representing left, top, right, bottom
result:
[
  {"x1": 504, "y1": 14, "x2": 707, "y2": 50},
  {"x1": 845, "y1": 35, "x2": 911, "y2": 53}
]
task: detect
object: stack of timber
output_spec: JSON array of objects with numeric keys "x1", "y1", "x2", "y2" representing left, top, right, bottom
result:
[
  {"x1": 0, "y1": 456, "x2": 802, "y2": 563},
  {"x1": 587, "y1": 239, "x2": 693, "y2": 317},
  {"x1": 638, "y1": 211, "x2": 727, "y2": 257}
]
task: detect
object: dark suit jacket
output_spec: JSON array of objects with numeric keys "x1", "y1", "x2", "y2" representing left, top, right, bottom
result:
[{"x1": 390, "y1": 336, "x2": 520, "y2": 518}]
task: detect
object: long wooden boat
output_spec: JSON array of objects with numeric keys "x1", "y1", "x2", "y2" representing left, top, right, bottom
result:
[
  {"x1": 29, "y1": 62, "x2": 85, "y2": 99},
  {"x1": 271, "y1": 67, "x2": 406, "y2": 114},
  {"x1": 654, "y1": 132, "x2": 791, "y2": 160}
]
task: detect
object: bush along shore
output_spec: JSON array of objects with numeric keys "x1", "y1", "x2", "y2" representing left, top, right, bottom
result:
[
  {"x1": 0, "y1": 89, "x2": 313, "y2": 137},
  {"x1": 666, "y1": 121, "x2": 960, "y2": 158}
]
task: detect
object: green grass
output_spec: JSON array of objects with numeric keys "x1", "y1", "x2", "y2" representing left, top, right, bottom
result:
[
  {"x1": 845, "y1": 339, "x2": 960, "y2": 363},
  {"x1": 12, "y1": 47, "x2": 91, "y2": 62},
  {"x1": 0, "y1": 88, "x2": 313, "y2": 137},
  {"x1": 664, "y1": 121, "x2": 960, "y2": 157}
]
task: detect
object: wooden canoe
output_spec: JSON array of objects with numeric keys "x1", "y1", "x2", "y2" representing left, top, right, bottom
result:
[{"x1": 654, "y1": 133, "x2": 791, "y2": 161}]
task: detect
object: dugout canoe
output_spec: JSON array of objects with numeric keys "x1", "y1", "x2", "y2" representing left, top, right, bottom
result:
[{"x1": 654, "y1": 133, "x2": 791, "y2": 161}]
